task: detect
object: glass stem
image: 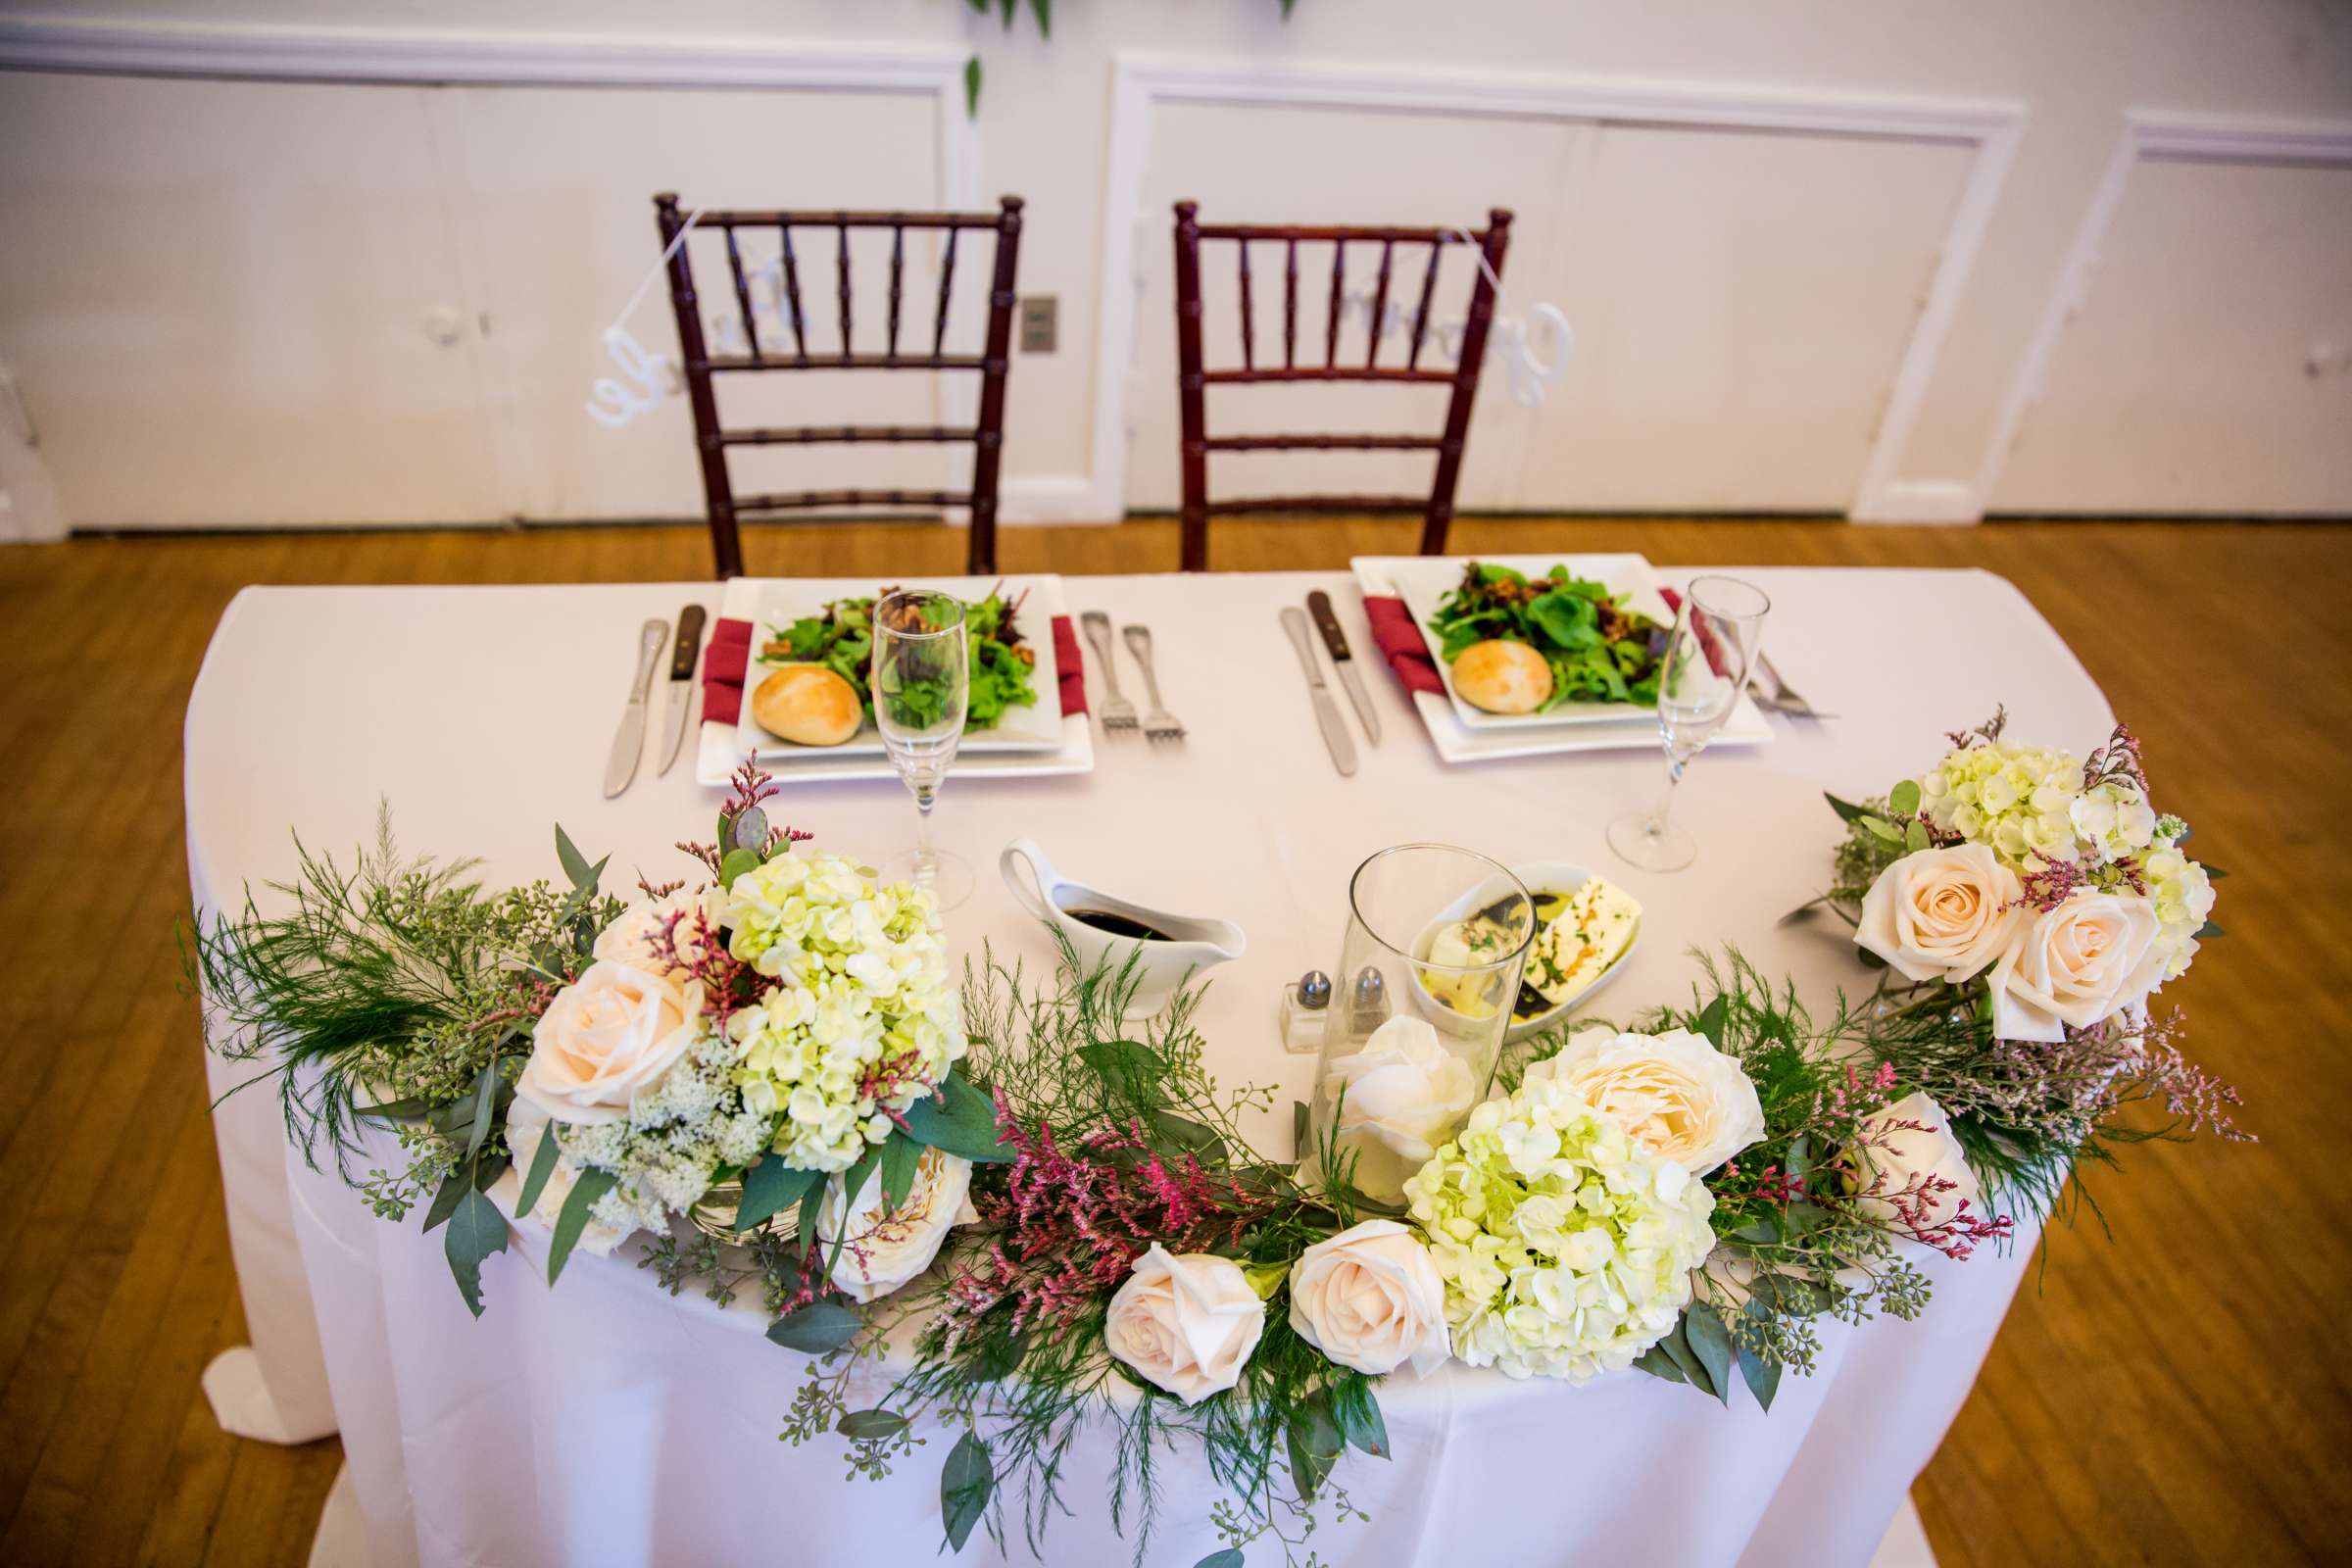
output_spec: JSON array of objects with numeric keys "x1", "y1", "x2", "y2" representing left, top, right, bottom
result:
[
  {"x1": 1652, "y1": 750, "x2": 1690, "y2": 836},
  {"x1": 913, "y1": 789, "x2": 938, "y2": 885}
]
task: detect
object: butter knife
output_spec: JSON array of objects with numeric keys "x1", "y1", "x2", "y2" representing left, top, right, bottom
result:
[
  {"x1": 1305, "y1": 589, "x2": 1380, "y2": 745},
  {"x1": 604, "y1": 617, "x2": 669, "y2": 799},
  {"x1": 658, "y1": 605, "x2": 708, "y2": 775},
  {"x1": 1281, "y1": 608, "x2": 1358, "y2": 777}
]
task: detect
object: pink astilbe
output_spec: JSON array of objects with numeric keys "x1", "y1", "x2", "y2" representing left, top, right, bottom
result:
[
  {"x1": 941, "y1": 1093, "x2": 1273, "y2": 1340},
  {"x1": 2081, "y1": 722, "x2": 2150, "y2": 798},
  {"x1": 648, "y1": 903, "x2": 760, "y2": 1032},
  {"x1": 1843, "y1": 1117, "x2": 2015, "y2": 1261}
]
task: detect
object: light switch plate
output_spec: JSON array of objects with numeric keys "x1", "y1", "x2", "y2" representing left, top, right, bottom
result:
[{"x1": 1018, "y1": 295, "x2": 1056, "y2": 354}]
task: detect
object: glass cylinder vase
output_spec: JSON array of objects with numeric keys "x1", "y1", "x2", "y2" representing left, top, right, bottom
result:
[{"x1": 1307, "y1": 845, "x2": 1534, "y2": 1207}]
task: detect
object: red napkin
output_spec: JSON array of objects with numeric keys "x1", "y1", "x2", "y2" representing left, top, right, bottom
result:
[
  {"x1": 1362, "y1": 596, "x2": 1446, "y2": 697},
  {"x1": 1656, "y1": 586, "x2": 1729, "y2": 677},
  {"x1": 701, "y1": 614, "x2": 1088, "y2": 729}
]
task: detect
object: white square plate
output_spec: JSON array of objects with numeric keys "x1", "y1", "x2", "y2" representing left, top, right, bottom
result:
[
  {"x1": 736, "y1": 574, "x2": 1065, "y2": 760},
  {"x1": 1371, "y1": 553, "x2": 1678, "y2": 730},
  {"x1": 1348, "y1": 558, "x2": 1775, "y2": 764}
]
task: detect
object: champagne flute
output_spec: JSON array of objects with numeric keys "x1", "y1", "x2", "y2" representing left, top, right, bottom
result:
[
  {"x1": 872, "y1": 588, "x2": 975, "y2": 909},
  {"x1": 1606, "y1": 575, "x2": 1771, "y2": 873}
]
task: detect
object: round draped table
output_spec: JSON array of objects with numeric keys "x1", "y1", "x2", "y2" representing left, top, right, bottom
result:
[{"x1": 186, "y1": 567, "x2": 2098, "y2": 1567}]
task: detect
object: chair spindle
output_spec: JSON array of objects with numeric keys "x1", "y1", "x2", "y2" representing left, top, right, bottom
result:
[
  {"x1": 836, "y1": 221, "x2": 853, "y2": 360},
  {"x1": 1325, "y1": 240, "x2": 1346, "y2": 368},
  {"x1": 778, "y1": 224, "x2": 808, "y2": 363},
  {"x1": 1365, "y1": 239, "x2": 1396, "y2": 370},
  {"x1": 886, "y1": 224, "x2": 905, "y2": 358},
  {"x1": 933, "y1": 226, "x2": 959, "y2": 356},
  {"x1": 1237, "y1": 240, "x2": 1254, "y2": 371},
  {"x1": 1406, "y1": 240, "x2": 1444, "y2": 370},
  {"x1": 723, "y1": 226, "x2": 761, "y2": 364},
  {"x1": 1283, "y1": 238, "x2": 1298, "y2": 370}
]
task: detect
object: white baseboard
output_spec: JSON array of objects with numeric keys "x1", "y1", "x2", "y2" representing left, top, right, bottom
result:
[{"x1": 1851, "y1": 479, "x2": 1982, "y2": 525}]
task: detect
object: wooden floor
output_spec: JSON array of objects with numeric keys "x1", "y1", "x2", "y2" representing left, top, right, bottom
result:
[{"x1": 2, "y1": 514, "x2": 2348, "y2": 1566}]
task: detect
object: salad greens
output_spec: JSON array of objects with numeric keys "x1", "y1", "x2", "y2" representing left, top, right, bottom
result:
[
  {"x1": 1428, "y1": 562, "x2": 1667, "y2": 707},
  {"x1": 761, "y1": 585, "x2": 1040, "y2": 730}
]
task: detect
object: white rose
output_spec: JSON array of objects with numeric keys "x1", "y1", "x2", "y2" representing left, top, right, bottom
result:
[
  {"x1": 1524, "y1": 1026, "x2": 1765, "y2": 1176},
  {"x1": 1987, "y1": 890, "x2": 2166, "y2": 1043},
  {"x1": 1854, "y1": 1091, "x2": 1983, "y2": 1232},
  {"x1": 503, "y1": 1098, "x2": 628, "y2": 1256},
  {"x1": 1288, "y1": 1220, "x2": 1449, "y2": 1377},
  {"x1": 592, "y1": 887, "x2": 722, "y2": 976},
  {"x1": 516, "y1": 960, "x2": 704, "y2": 1125},
  {"x1": 1103, "y1": 1245, "x2": 1266, "y2": 1404},
  {"x1": 1322, "y1": 1015, "x2": 1478, "y2": 1166},
  {"x1": 814, "y1": 1145, "x2": 976, "y2": 1303},
  {"x1": 1854, "y1": 844, "x2": 2026, "y2": 985}
]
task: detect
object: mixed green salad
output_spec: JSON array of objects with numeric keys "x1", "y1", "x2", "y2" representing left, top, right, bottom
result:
[
  {"x1": 1428, "y1": 563, "x2": 1667, "y2": 707},
  {"x1": 760, "y1": 585, "x2": 1040, "y2": 729}
]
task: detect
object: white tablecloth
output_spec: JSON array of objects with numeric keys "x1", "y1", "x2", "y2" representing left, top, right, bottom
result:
[{"x1": 185, "y1": 568, "x2": 2102, "y2": 1568}]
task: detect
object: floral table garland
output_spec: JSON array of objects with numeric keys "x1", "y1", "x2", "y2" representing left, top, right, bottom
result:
[{"x1": 192, "y1": 717, "x2": 2246, "y2": 1566}]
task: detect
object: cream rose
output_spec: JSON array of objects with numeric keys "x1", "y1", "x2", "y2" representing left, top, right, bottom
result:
[
  {"x1": 1854, "y1": 1090, "x2": 1984, "y2": 1231},
  {"x1": 1104, "y1": 1245, "x2": 1266, "y2": 1403},
  {"x1": 1987, "y1": 889, "x2": 2165, "y2": 1043},
  {"x1": 1321, "y1": 1016, "x2": 1480, "y2": 1203},
  {"x1": 1288, "y1": 1220, "x2": 1450, "y2": 1377},
  {"x1": 815, "y1": 1145, "x2": 977, "y2": 1303},
  {"x1": 592, "y1": 887, "x2": 722, "y2": 977},
  {"x1": 1524, "y1": 1026, "x2": 1765, "y2": 1175},
  {"x1": 1854, "y1": 844, "x2": 2026, "y2": 985},
  {"x1": 516, "y1": 960, "x2": 704, "y2": 1125}
]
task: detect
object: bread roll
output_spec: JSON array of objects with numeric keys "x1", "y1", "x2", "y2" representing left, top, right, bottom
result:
[
  {"x1": 751, "y1": 665, "x2": 863, "y2": 746},
  {"x1": 1450, "y1": 639, "x2": 1554, "y2": 714}
]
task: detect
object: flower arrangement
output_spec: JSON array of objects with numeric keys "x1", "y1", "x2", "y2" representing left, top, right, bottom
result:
[{"x1": 189, "y1": 713, "x2": 2250, "y2": 1566}]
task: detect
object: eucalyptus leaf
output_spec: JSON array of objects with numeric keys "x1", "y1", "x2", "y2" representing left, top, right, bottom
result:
[
  {"x1": 967, "y1": 1330, "x2": 1026, "y2": 1383},
  {"x1": 1824, "y1": 792, "x2": 1872, "y2": 824},
  {"x1": 767, "y1": 1300, "x2": 861, "y2": 1354},
  {"x1": 1740, "y1": 1342, "x2": 1784, "y2": 1411},
  {"x1": 1903, "y1": 819, "x2": 1932, "y2": 853},
  {"x1": 1079, "y1": 1039, "x2": 1167, "y2": 1101},
  {"x1": 2197, "y1": 919, "x2": 2225, "y2": 939},
  {"x1": 1195, "y1": 1553, "x2": 1246, "y2": 1568},
  {"x1": 1691, "y1": 995, "x2": 1729, "y2": 1050},
  {"x1": 1888, "y1": 778, "x2": 1923, "y2": 817},
  {"x1": 1285, "y1": 1394, "x2": 1344, "y2": 1500},
  {"x1": 353, "y1": 1095, "x2": 432, "y2": 1121},
  {"x1": 548, "y1": 1167, "x2": 617, "y2": 1286},
  {"x1": 838, "y1": 1408, "x2": 909, "y2": 1441},
  {"x1": 730, "y1": 806, "x2": 768, "y2": 855},
  {"x1": 444, "y1": 1186, "x2": 509, "y2": 1318},
  {"x1": 901, "y1": 1072, "x2": 1013, "y2": 1162},
  {"x1": 1861, "y1": 815, "x2": 1904, "y2": 845},
  {"x1": 1333, "y1": 1382, "x2": 1390, "y2": 1459},
  {"x1": 555, "y1": 823, "x2": 599, "y2": 891},
  {"x1": 421, "y1": 1165, "x2": 470, "y2": 1234},
  {"x1": 941, "y1": 1430, "x2": 994, "y2": 1551},
  {"x1": 1150, "y1": 1110, "x2": 1226, "y2": 1163},
  {"x1": 962, "y1": 53, "x2": 982, "y2": 119},
  {"x1": 515, "y1": 1124, "x2": 563, "y2": 1217},
  {"x1": 1633, "y1": 1344, "x2": 1688, "y2": 1385},
  {"x1": 462, "y1": 1056, "x2": 500, "y2": 1163},
  {"x1": 1683, "y1": 1305, "x2": 1736, "y2": 1407},
  {"x1": 796, "y1": 1179, "x2": 826, "y2": 1262},
  {"x1": 736, "y1": 1155, "x2": 822, "y2": 1234},
  {"x1": 719, "y1": 847, "x2": 760, "y2": 890},
  {"x1": 1657, "y1": 1322, "x2": 1717, "y2": 1399},
  {"x1": 1292, "y1": 1100, "x2": 1310, "y2": 1157},
  {"x1": 881, "y1": 1130, "x2": 922, "y2": 1214},
  {"x1": 1028, "y1": 0, "x2": 1051, "y2": 38}
]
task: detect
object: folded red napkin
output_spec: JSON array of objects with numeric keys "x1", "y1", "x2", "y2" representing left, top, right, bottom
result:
[
  {"x1": 701, "y1": 614, "x2": 1088, "y2": 729},
  {"x1": 1656, "y1": 585, "x2": 1728, "y2": 678},
  {"x1": 1362, "y1": 596, "x2": 1446, "y2": 697}
]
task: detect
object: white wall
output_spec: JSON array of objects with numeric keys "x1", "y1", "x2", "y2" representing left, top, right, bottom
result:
[{"x1": 0, "y1": 0, "x2": 2346, "y2": 533}]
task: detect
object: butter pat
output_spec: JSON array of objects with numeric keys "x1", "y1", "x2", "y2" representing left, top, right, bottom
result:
[{"x1": 1524, "y1": 877, "x2": 1641, "y2": 1006}]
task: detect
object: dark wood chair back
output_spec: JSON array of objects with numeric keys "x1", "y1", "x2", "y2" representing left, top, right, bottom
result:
[
  {"x1": 655, "y1": 193, "x2": 1024, "y2": 578},
  {"x1": 1171, "y1": 203, "x2": 1512, "y2": 571}
]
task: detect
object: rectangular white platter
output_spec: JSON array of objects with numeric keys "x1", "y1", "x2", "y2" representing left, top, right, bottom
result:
[
  {"x1": 694, "y1": 574, "x2": 1096, "y2": 789},
  {"x1": 1349, "y1": 556, "x2": 1775, "y2": 764}
]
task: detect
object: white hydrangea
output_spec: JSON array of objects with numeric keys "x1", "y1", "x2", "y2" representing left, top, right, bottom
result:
[
  {"x1": 1401, "y1": 1072, "x2": 1716, "y2": 1383},
  {"x1": 556, "y1": 1019, "x2": 775, "y2": 1231},
  {"x1": 2142, "y1": 840, "x2": 2216, "y2": 981},
  {"x1": 2070, "y1": 780, "x2": 2159, "y2": 862},
  {"x1": 1918, "y1": 741, "x2": 2082, "y2": 867},
  {"x1": 721, "y1": 851, "x2": 963, "y2": 1173}
]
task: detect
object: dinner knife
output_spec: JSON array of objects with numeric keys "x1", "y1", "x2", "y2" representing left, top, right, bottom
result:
[
  {"x1": 1304, "y1": 589, "x2": 1380, "y2": 745},
  {"x1": 604, "y1": 617, "x2": 669, "y2": 799},
  {"x1": 658, "y1": 605, "x2": 708, "y2": 775},
  {"x1": 1281, "y1": 607, "x2": 1358, "y2": 777}
]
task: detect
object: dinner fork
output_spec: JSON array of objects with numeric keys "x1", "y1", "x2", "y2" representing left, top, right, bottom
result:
[
  {"x1": 1121, "y1": 624, "x2": 1186, "y2": 743},
  {"x1": 1081, "y1": 611, "x2": 1139, "y2": 733},
  {"x1": 1750, "y1": 649, "x2": 1837, "y2": 720}
]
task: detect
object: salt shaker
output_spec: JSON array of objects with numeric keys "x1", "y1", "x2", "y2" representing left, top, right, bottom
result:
[
  {"x1": 1279, "y1": 969, "x2": 1332, "y2": 1054},
  {"x1": 1348, "y1": 966, "x2": 1392, "y2": 1036}
]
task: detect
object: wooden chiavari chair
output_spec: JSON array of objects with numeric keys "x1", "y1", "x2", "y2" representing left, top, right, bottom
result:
[
  {"x1": 655, "y1": 193, "x2": 1025, "y2": 579},
  {"x1": 1171, "y1": 203, "x2": 1512, "y2": 571}
]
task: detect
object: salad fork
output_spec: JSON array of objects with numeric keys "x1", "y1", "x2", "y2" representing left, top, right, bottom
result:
[
  {"x1": 1081, "y1": 612, "x2": 1139, "y2": 733},
  {"x1": 1121, "y1": 624, "x2": 1186, "y2": 742}
]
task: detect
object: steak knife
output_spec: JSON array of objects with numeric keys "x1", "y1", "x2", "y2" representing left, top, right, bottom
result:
[
  {"x1": 658, "y1": 605, "x2": 708, "y2": 775},
  {"x1": 1281, "y1": 607, "x2": 1358, "y2": 777},
  {"x1": 1305, "y1": 589, "x2": 1380, "y2": 745},
  {"x1": 604, "y1": 617, "x2": 669, "y2": 799}
]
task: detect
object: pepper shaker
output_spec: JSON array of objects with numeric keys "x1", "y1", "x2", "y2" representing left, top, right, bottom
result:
[{"x1": 1279, "y1": 969, "x2": 1332, "y2": 1054}]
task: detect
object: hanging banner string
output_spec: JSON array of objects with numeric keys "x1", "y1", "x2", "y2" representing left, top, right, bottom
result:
[
  {"x1": 585, "y1": 205, "x2": 704, "y2": 429},
  {"x1": 1446, "y1": 226, "x2": 1574, "y2": 409}
]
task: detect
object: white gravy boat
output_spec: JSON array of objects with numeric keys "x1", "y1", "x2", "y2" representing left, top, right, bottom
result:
[{"x1": 999, "y1": 838, "x2": 1246, "y2": 1014}]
